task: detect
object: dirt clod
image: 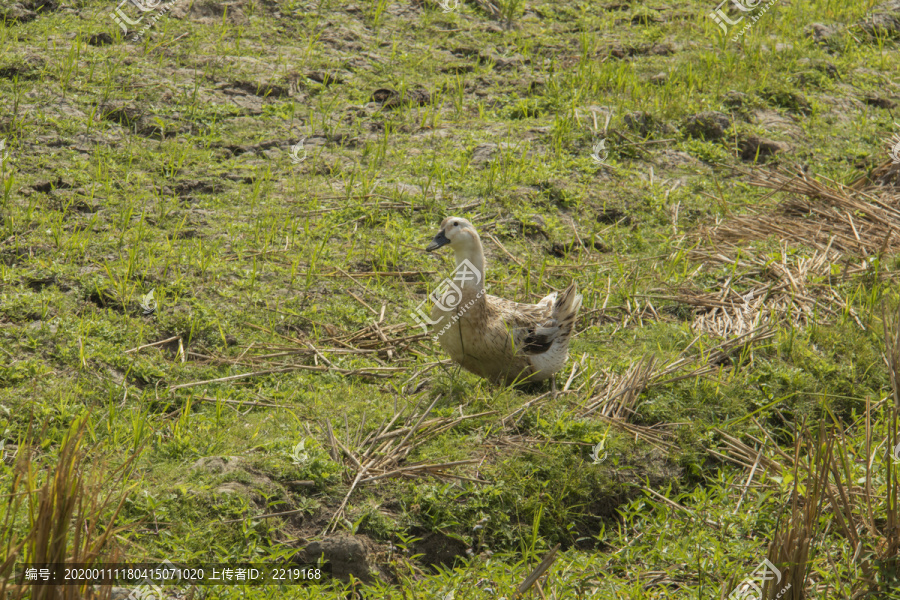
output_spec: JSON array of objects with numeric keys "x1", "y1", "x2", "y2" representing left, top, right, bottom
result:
[
  {"x1": 738, "y1": 136, "x2": 789, "y2": 161},
  {"x1": 412, "y1": 531, "x2": 469, "y2": 568},
  {"x1": 624, "y1": 111, "x2": 656, "y2": 137},
  {"x1": 298, "y1": 535, "x2": 376, "y2": 582},
  {"x1": 88, "y1": 32, "x2": 114, "y2": 46},
  {"x1": 597, "y1": 207, "x2": 631, "y2": 225},
  {"x1": 859, "y1": 0, "x2": 900, "y2": 38},
  {"x1": 682, "y1": 111, "x2": 731, "y2": 141}
]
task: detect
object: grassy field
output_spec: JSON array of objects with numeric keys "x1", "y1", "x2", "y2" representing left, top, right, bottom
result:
[{"x1": 2, "y1": 0, "x2": 900, "y2": 597}]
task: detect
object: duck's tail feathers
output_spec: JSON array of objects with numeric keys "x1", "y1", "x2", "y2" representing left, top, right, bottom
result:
[
  {"x1": 553, "y1": 283, "x2": 582, "y2": 332},
  {"x1": 521, "y1": 283, "x2": 582, "y2": 356}
]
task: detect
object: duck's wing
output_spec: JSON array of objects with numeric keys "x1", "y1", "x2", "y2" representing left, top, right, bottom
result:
[{"x1": 487, "y1": 286, "x2": 581, "y2": 356}]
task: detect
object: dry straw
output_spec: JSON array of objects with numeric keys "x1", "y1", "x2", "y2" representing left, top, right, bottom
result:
[{"x1": 0, "y1": 417, "x2": 136, "y2": 600}]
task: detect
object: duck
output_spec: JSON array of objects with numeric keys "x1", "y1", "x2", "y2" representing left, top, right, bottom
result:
[{"x1": 425, "y1": 216, "x2": 582, "y2": 385}]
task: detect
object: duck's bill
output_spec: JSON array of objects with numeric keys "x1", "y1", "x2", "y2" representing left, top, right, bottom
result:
[{"x1": 426, "y1": 230, "x2": 450, "y2": 252}]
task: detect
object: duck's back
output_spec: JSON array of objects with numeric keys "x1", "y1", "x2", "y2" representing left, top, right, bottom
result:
[{"x1": 431, "y1": 286, "x2": 580, "y2": 384}]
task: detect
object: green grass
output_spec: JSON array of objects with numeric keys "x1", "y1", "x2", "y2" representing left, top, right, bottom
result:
[{"x1": 2, "y1": 0, "x2": 900, "y2": 597}]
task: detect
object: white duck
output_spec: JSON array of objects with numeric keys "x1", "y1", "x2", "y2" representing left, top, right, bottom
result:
[{"x1": 425, "y1": 216, "x2": 582, "y2": 385}]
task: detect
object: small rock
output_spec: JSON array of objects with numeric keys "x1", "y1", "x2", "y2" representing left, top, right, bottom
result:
[
  {"x1": 88, "y1": 32, "x2": 114, "y2": 46},
  {"x1": 370, "y1": 87, "x2": 431, "y2": 109},
  {"x1": 597, "y1": 207, "x2": 631, "y2": 225},
  {"x1": 858, "y1": 0, "x2": 900, "y2": 38},
  {"x1": 298, "y1": 535, "x2": 374, "y2": 582},
  {"x1": 757, "y1": 89, "x2": 812, "y2": 115},
  {"x1": 412, "y1": 531, "x2": 470, "y2": 568},
  {"x1": 32, "y1": 177, "x2": 72, "y2": 193},
  {"x1": 442, "y1": 63, "x2": 475, "y2": 75},
  {"x1": 302, "y1": 136, "x2": 328, "y2": 147},
  {"x1": 0, "y1": 5, "x2": 37, "y2": 22},
  {"x1": 682, "y1": 111, "x2": 731, "y2": 141},
  {"x1": 513, "y1": 215, "x2": 549, "y2": 238},
  {"x1": 624, "y1": 111, "x2": 655, "y2": 136},
  {"x1": 649, "y1": 72, "x2": 668, "y2": 85},
  {"x1": 24, "y1": 0, "x2": 58, "y2": 11},
  {"x1": 806, "y1": 22, "x2": 838, "y2": 43},
  {"x1": 285, "y1": 480, "x2": 316, "y2": 489},
  {"x1": 391, "y1": 182, "x2": 423, "y2": 197},
  {"x1": 659, "y1": 150, "x2": 701, "y2": 168},
  {"x1": 820, "y1": 62, "x2": 839, "y2": 79},
  {"x1": 100, "y1": 102, "x2": 142, "y2": 127},
  {"x1": 529, "y1": 214, "x2": 546, "y2": 230},
  {"x1": 631, "y1": 12, "x2": 660, "y2": 25},
  {"x1": 548, "y1": 241, "x2": 575, "y2": 258},
  {"x1": 109, "y1": 587, "x2": 132, "y2": 600},
  {"x1": 192, "y1": 456, "x2": 243, "y2": 474},
  {"x1": 723, "y1": 91, "x2": 749, "y2": 110},
  {"x1": 471, "y1": 143, "x2": 498, "y2": 165},
  {"x1": 307, "y1": 71, "x2": 344, "y2": 85},
  {"x1": 608, "y1": 45, "x2": 627, "y2": 59},
  {"x1": 229, "y1": 81, "x2": 290, "y2": 98},
  {"x1": 738, "y1": 136, "x2": 788, "y2": 161},
  {"x1": 169, "y1": 0, "x2": 248, "y2": 25},
  {"x1": 215, "y1": 482, "x2": 248, "y2": 495},
  {"x1": 480, "y1": 51, "x2": 526, "y2": 70},
  {"x1": 28, "y1": 321, "x2": 58, "y2": 335},
  {"x1": 864, "y1": 96, "x2": 897, "y2": 109}
]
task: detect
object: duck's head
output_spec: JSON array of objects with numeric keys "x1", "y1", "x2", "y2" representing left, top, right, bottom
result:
[{"x1": 426, "y1": 216, "x2": 480, "y2": 253}]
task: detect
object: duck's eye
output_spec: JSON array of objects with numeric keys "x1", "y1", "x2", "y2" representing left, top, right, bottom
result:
[{"x1": 453, "y1": 222, "x2": 459, "y2": 227}]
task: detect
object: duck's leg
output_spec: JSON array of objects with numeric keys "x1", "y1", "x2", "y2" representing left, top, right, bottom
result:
[{"x1": 550, "y1": 374, "x2": 558, "y2": 400}]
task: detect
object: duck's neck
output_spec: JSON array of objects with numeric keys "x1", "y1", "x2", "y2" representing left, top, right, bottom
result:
[{"x1": 453, "y1": 237, "x2": 486, "y2": 294}]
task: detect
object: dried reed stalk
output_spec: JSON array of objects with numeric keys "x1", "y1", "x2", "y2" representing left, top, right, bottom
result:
[
  {"x1": 703, "y1": 164, "x2": 900, "y2": 257},
  {"x1": 513, "y1": 544, "x2": 560, "y2": 599},
  {"x1": 184, "y1": 319, "x2": 434, "y2": 391},
  {"x1": 323, "y1": 397, "x2": 493, "y2": 534},
  {"x1": 681, "y1": 245, "x2": 844, "y2": 336},
  {"x1": 0, "y1": 418, "x2": 135, "y2": 600},
  {"x1": 710, "y1": 428, "x2": 787, "y2": 476},
  {"x1": 849, "y1": 158, "x2": 900, "y2": 192},
  {"x1": 762, "y1": 422, "x2": 831, "y2": 600},
  {"x1": 579, "y1": 328, "x2": 772, "y2": 421},
  {"x1": 688, "y1": 161, "x2": 900, "y2": 337}
]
